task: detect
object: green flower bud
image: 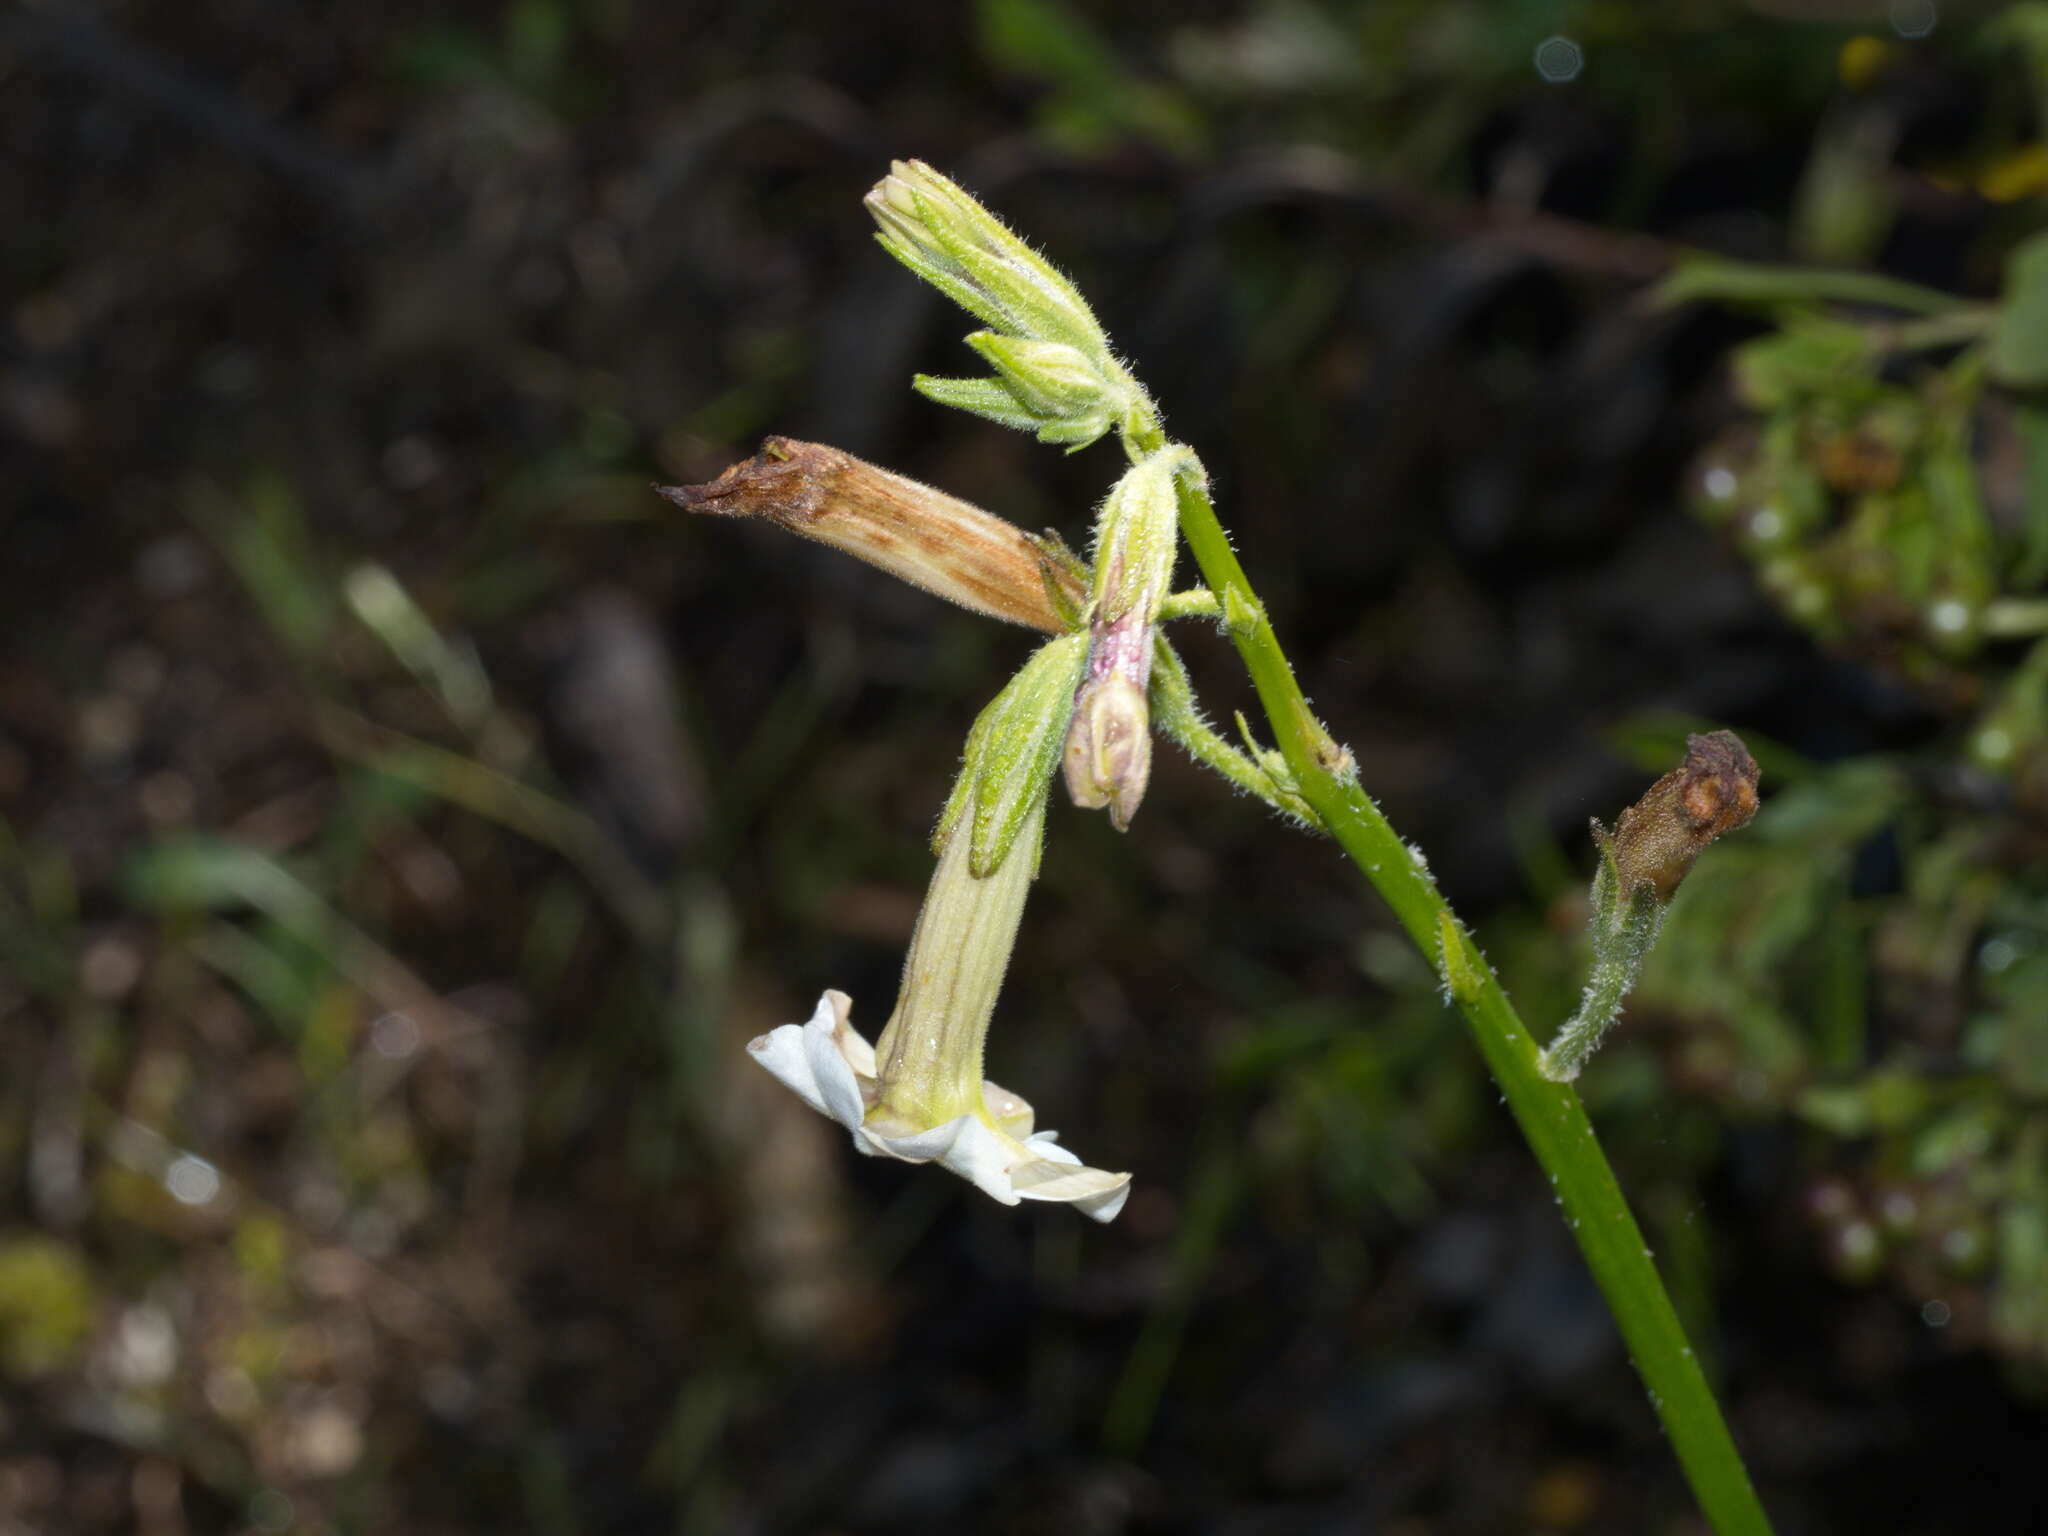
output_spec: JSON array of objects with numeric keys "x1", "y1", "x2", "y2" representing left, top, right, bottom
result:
[
  {"x1": 866, "y1": 161, "x2": 1156, "y2": 448},
  {"x1": 866, "y1": 160, "x2": 1109, "y2": 358},
  {"x1": 1089, "y1": 448, "x2": 1184, "y2": 624}
]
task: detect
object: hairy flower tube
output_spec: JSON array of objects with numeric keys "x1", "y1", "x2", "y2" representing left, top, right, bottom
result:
[{"x1": 747, "y1": 800, "x2": 1131, "y2": 1221}]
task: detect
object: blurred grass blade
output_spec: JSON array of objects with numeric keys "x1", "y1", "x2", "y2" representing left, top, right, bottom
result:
[
  {"x1": 1656, "y1": 253, "x2": 1971, "y2": 317},
  {"x1": 127, "y1": 836, "x2": 451, "y2": 1028},
  {"x1": 343, "y1": 562, "x2": 495, "y2": 731},
  {"x1": 312, "y1": 705, "x2": 667, "y2": 945}
]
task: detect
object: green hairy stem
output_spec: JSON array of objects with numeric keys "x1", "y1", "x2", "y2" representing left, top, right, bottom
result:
[
  {"x1": 1539, "y1": 850, "x2": 1668, "y2": 1083},
  {"x1": 1134, "y1": 422, "x2": 1774, "y2": 1535}
]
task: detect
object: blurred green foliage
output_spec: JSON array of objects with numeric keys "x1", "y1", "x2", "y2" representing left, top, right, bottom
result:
[
  {"x1": 1583, "y1": 202, "x2": 2048, "y2": 1377},
  {"x1": 0, "y1": 1236, "x2": 96, "y2": 1379}
]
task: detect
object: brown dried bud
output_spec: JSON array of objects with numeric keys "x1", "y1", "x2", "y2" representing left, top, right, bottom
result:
[
  {"x1": 658, "y1": 438, "x2": 1083, "y2": 632},
  {"x1": 1604, "y1": 730, "x2": 1761, "y2": 900}
]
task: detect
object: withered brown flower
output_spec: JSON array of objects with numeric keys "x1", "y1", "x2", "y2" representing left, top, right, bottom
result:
[{"x1": 658, "y1": 438, "x2": 1082, "y2": 633}]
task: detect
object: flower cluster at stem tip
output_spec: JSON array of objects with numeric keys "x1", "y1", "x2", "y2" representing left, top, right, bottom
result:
[{"x1": 689, "y1": 162, "x2": 1206, "y2": 1221}]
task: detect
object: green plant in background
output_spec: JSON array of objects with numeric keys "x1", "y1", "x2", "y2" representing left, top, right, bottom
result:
[
  {"x1": 1624, "y1": 222, "x2": 2048, "y2": 1383},
  {"x1": 671, "y1": 161, "x2": 1775, "y2": 1534}
]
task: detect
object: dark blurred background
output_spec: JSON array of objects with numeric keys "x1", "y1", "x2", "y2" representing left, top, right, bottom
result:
[{"x1": 6, "y1": 1, "x2": 2048, "y2": 1532}]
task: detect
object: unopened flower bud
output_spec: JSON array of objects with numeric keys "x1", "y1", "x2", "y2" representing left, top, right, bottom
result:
[
  {"x1": 968, "y1": 334, "x2": 1110, "y2": 416},
  {"x1": 1090, "y1": 449, "x2": 1183, "y2": 623},
  {"x1": 1064, "y1": 666, "x2": 1152, "y2": 832},
  {"x1": 1056, "y1": 450, "x2": 1186, "y2": 830},
  {"x1": 866, "y1": 160, "x2": 1109, "y2": 357},
  {"x1": 921, "y1": 332, "x2": 1123, "y2": 448},
  {"x1": 658, "y1": 437, "x2": 1083, "y2": 632}
]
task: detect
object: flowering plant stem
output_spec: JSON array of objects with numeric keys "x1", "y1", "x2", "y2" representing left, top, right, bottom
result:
[{"x1": 1136, "y1": 425, "x2": 1774, "y2": 1535}]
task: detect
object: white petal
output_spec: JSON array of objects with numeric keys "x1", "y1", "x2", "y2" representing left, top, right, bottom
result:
[
  {"x1": 747, "y1": 991, "x2": 871, "y2": 1133},
  {"x1": 753, "y1": 1004, "x2": 1131, "y2": 1223},
  {"x1": 861, "y1": 1115, "x2": 1020, "y2": 1206},
  {"x1": 863, "y1": 1116, "x2": 1131, "y2": 1222},
  {"x1": 1010, "y1": 1154, "x2": 1132, "y2": 1223},
  {"x1": 747, "y1": 1023, "x2": 832, "y2": 1118},
  {"x1": 830, "y1": 990, "x2": 878, "y2": 1077},
  {"x1": 1023, "y1": 1130, "x2": 1079, "y2": 1165},
  {"x1": 803, "y1": 992, "x2": 869, "y2": 1130}
]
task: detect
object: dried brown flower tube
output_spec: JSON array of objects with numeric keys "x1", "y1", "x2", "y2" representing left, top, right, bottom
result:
[
  {"x1": 658, "y1": 438, "x2": 1082, "y2": 633},
  {"x1": 1538, "y1": 729, "x2": 1761, "y2": 1082},
  {"x1": 1606, "y1": 729, "x2": 1761, "y2": 900}
]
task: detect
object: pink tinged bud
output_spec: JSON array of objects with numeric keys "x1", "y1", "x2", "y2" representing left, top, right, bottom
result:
[
  {"x1": 658, "y1": 438, "x2": 1083, "y2": 632},
  {"x1": 1063, "y1": 614, "x2": 1155, "y2": 831}
]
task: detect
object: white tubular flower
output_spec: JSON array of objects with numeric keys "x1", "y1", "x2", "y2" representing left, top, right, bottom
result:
[{"x1": 747, "y1": 801, "x2": 1130, "y2": 1222}]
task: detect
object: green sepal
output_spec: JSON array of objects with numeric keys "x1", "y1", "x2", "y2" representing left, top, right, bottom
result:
[
  {"x1": 1090, "y1": 448, "x2": 1184, "y2": 620},
  {"x1": 871, "y1": 229, "x2": 1015, "y2": 338},
  {"x1": 1028, "y1": 530, "x2": 1092, "y2": 632},
  {"x1": 935, "y1": 631, "x2": 1089, "y2": 877},
  {"x1": 966, "y1": 332, "x2": 1110, "y2": 417},
  {"x1": 913, "y1": 371, "x2": 1117, "y2": 450},
  {"x1": 904, "y1": 190, "x2": 1105, "y2": 357},
  {"x1": 913, "y1": 374, "x2": 1047, "y2": 433}
]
